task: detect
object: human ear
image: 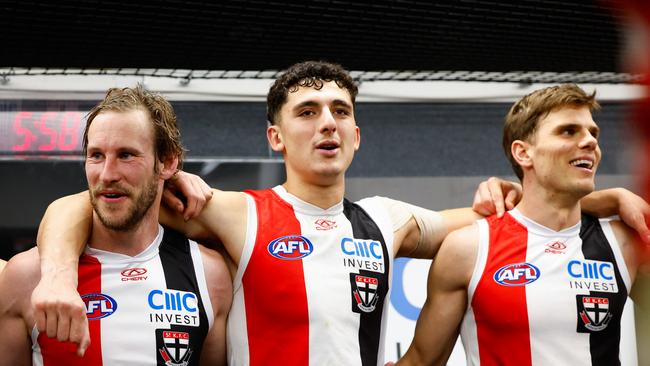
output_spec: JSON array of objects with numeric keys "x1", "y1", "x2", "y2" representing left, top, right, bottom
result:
[
  {"x1": 512, "y1": 140, "x2": 532, "y2": 169},
  {"x1": 267, "y1": 124, "x2": 284, "y2": 152}
]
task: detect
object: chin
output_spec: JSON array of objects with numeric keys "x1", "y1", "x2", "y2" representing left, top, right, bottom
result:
[{"x1": 572, "y1": 183, "x2": 595, "y2": 198}]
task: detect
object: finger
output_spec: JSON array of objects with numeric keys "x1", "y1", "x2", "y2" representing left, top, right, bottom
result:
[
  {"x1": 56, "y1": 310, "x2": 71, "y2": 342},
  {"x1": 162, "y1": 188, "x2": 185, "y2": 212},
  {"x1": 74, "y1": 318, "x2": 91, "y2": 357},
  {"x1": 472, "y1": 189, "x2": 489, "y2": 216},
  {"x1": 504, "y1": 189, "x2": 518, "y2": 210},
  {"x1": 487, "y1": 178, "x2": 506, "y2": 218},
  {"x1": 34, "y1": 307, "x2": 47, "y2": 333},
  {"x1": 45, "y1": 308, "x2": 58, "y2": 338},
  {"x1": 199, "y1": 180, "x2": 213, "y2": 202},
  {"x1": 185, "y1": 178, "x2": 206, "y2": 220},
  {"x1": 472, "y1": 183, "x2": 494, "y2": 216},
  {"x1": 633, "y1": 214, "x2": 650, "y2": 244},
  {"x1": 486, "y1": 177, "x2": 505, "y2": 217}
]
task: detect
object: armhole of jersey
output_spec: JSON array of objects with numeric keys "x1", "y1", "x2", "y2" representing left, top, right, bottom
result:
[
  {"x1": 189, "y1": 239, "x2": 214, "y2": 328},
  {"x1": 356, "y1": 197, "x2": 395, "y2": 260},
  {"x1": 356, "y1": 196, "x2": 396, "y2": 303},
  {"x1": 599, "y1": 219, "x2": 633, "y2": 294},
  {"x1": 467, "y1": 219, "x2": 489, "y2": 305},
  {"x1": 232, "y1": 193, "x2": 257, "y2": 292}
]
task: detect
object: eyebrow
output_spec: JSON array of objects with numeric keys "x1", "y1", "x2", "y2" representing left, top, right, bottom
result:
[
  {"x1": 556, "y1": 123, "x2": 600, "y2": 135},
  {"x1": 292, "y1": 99, "x2": 353, "y2": 111}
]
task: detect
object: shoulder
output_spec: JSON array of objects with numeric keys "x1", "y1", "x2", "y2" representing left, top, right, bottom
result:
[
  {"x1": 2, "y1": 248, "x2": 40, "y2": 283},
  {"x1": 435, "y1": 223, "x2": 480, "y2": 287},
  {"x1": 603, "y1": 219, "x2": 648, "y2": 277},
  {"x1": 0, "y1": 248, "x2": 40, "y2": 306},
  {"x1": 442, "y1": 223, "x2": 480, "y2": 258},
  {"x1": 205, "y1": 189, "x2": 248, "y2": 216}
]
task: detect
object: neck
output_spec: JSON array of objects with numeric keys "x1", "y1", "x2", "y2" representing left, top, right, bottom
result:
[
  {"x1": 88, "y1": 210, "x2": 161, "y2": 257},
  {"x1": 516, "y1": 182, "x2": 583, "y2": 232},
  {"x1": 283, "y1": 174, "x2": 345, "y2": 209}
]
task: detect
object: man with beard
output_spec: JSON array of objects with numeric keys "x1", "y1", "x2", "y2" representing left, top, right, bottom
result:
[
  {"x1": 30, "y1": 63, "x2": 650, "y2": 365},
  {"x1": 0, "y1": 85, "x2": 231, "y2": 365}
]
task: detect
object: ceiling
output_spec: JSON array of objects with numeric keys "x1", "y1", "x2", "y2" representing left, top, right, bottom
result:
[{"x1": 1, "y1": 1, "x2": 635, "y2": 83}]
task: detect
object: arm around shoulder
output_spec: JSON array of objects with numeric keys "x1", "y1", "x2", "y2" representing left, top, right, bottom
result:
[
  {"x1": 37, "y1": 191, "x2": 93, "y2": 267},
  {"x1": 34, "y1": 191, "x2": 92, "y2": 355},
  {"x1": 162, "y1": 189, "x2": 248, "y2": 262},
  {"x1": 397, "y1": 224, "x2": 478, "y2": 365}
]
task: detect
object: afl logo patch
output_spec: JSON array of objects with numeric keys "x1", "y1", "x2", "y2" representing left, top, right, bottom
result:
[
  {"x1": 82, "y1": 293, "x2": 118, "y2": 320},
  {"x1": 267, "y1": 235, "x2": 314, "y2": 260},
  {"x1": 493, "y1": 262, "x2": 541, "y2": 286}
]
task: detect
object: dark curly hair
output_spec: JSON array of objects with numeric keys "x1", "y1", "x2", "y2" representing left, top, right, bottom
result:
[{"x1": 266, "y1": 61, "x2": 358, "y2": 125}]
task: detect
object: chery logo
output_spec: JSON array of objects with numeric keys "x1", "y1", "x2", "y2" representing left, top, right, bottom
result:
[
  {"x1": 315, "y1": 218, "x2": 337, "y2": 231},
  {"x1": 121, "y1": 267, "x2": 148, "y2": 282}
]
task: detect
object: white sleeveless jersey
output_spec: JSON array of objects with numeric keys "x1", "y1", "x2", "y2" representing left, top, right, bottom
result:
[
  {"x1": 32, "y1": 226, "x2": 214, "y2": 366},
  {"x1": 227, "y1": 186, "x2": 395, "y2": 366},
  {"x1": 461, "y1": 209, "x2": 631, "y2": 366}
]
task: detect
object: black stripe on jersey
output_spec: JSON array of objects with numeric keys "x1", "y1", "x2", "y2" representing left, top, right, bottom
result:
[
  {"x1": 579, "y1": 215, "x2": 628, "y2": 366},
  {"x1": 157, "y1": 227, "x2": 209, "y2": 366},
  {"x1": 343, "y1": 199, "x2": 390, "y2": 366}
]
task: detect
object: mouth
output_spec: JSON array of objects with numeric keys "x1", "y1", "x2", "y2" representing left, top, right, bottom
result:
[
  {"x1": 569, "y1": 158, "x2": 594, "y2": 170},
  {"x1": 316, "y1": 140, "x2": 340, "y2": 152},
  {"x1": 98, "y1": 189, "x2": 128, "y2": 200}
]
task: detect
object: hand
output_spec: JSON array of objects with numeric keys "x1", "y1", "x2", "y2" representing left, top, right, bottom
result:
[
  {"x1": 472, "y1": 177, "x2": 522, "y2": 218},
  {"x1": 31, "y1": 269, "x2": 89, "y2": 356},
  {"x1": 615, "y1": 188, "x2": 650, "y2": 244},
  {"x1": 163, "y1": 170, "x2": 213, "y2": 221}
]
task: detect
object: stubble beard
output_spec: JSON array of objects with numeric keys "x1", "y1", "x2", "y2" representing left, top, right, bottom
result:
[{"x1": 90, "y1": 176, "x2": 159, "y2": 232}]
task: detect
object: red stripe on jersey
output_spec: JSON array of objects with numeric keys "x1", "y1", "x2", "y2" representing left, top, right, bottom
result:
[
  {"x1": 38, "y1": 254, "x2": 103, "y2": 366},
  {"x1": 243, "y1": 189, "x2": 309, "y2": 365},
  {"x1": 472, "y1": 214, "x2": 532, "y2": 366}
]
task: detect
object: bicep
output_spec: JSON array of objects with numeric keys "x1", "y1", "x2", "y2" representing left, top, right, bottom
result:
[
  {"x1": 0, "y1": 312, "x2": 31, "y2": 366},
  {"x1": 0, "y1": 257, "x2": 35, "y2": 366},
  {"x1": 199, "y1": 317, "x2": 227, "y2": 366},
  {"x1": 401, "y1": 229, "x2": 476, "y2": 365},
  {"x1": 199, "y1": 247, "x2": 232, "y2": 366}
]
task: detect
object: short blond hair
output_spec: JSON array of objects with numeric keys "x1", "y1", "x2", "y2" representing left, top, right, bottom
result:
[{"x1": 503, "y1": 84, "x2": 600, "y2": 180}]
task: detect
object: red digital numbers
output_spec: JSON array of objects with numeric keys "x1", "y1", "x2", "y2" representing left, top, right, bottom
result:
[{"x1": 11, "y1": 112, "x2": 84, "y2": 152}]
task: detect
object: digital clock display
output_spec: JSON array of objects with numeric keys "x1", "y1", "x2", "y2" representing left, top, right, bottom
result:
[{"x1": 0, "y1": 111, "x2": 87, "y2": 154}]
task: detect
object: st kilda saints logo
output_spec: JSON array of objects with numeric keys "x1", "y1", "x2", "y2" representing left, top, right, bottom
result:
[
  {"x1": 576, "y1": 295, "x2": 613, "y2": 332},
  {"x1": 350, "y1": 273, "x2": 380, "y2": 313},
  {"x1": 156, "y1": 329, "x2": 193, "y2": 366}
]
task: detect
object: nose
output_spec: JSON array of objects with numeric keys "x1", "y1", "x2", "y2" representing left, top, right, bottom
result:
[
  {"x1": 579, "y1": 130, "x2": 598, "y2": 151},
  {"x1": 319, "y1": 108, "x2": 337, "y2": 134},
  {"x1": 99, "y1": 155, "x2": 121, "y2": 183}
]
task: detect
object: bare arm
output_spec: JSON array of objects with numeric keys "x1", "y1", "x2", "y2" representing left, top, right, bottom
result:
[
  {"x1": 32, "y1": 173, "x2": 219, "y2": 355},
  {"x1": 0, "y1": 250, "x2": 41, "y2": 366},
  {"x1": 198, "y1": 245, "x2": 233, "y2": 366},
  {"x1": 33, "y1": 192, "x2": 92, "y2": 355},
  {"x1": 396, "y1": 225, "x2": 477, "y2": 365},
  {"x1": 581, "y1": 188, "x2": 650, "y2": 243},
  {"x1": 472, "y1": 179, "x2": 650, "y2": 243},
  {"x1": 396, "y1": 207, "x2": 481, "y2": 259},
  {"x1": 0, "y1": 259, "x2": 6, "y2": 273}
]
